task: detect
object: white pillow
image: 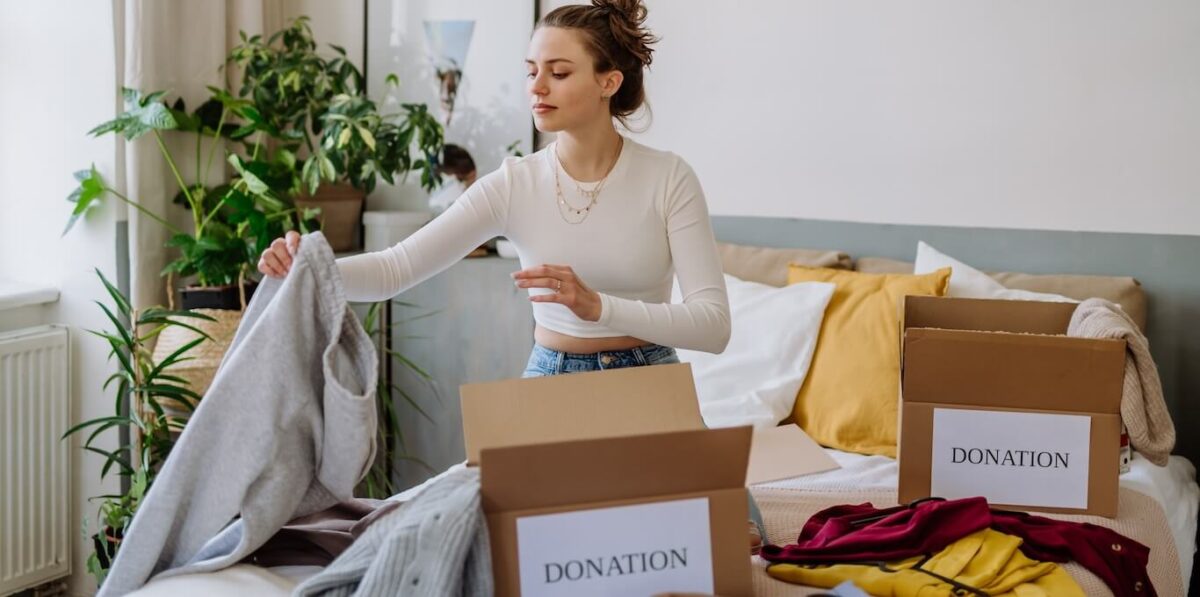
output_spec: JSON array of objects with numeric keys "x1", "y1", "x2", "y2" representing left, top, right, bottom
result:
[
  {"x1": 674, "y1": 274, "x2": 835, "y2": 430},
  {"x1": 914, "y1": 241, "x2": 1077, "y2": 303}
]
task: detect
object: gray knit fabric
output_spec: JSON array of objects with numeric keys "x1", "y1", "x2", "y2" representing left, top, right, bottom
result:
[
  {"x1": 293, "y1": 466, "x2": 492, "y2": 597},
  {"x1": 98, "y1": 232, "x2": 378, "y2": 596}
]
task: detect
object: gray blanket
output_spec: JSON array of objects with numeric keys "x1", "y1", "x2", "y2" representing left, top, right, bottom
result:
[{"x1": 99, "y1": 232, "x2": 378, "y2": 596}]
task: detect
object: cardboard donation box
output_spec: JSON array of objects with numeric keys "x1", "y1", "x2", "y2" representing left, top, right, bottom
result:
[
  {"x1": 460, "y1": 363, "x2": 838, "y2": 597},
  {"x1": 898, "y1": 296, "x2": 1127, "y2": 517}
]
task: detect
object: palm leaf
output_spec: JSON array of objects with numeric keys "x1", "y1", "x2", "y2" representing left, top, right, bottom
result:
[
  {"x1": 148, "y1": 336, "x2": 208, "y2": 380},
  {"x1": 387, "y1": 383, "x2": 432, "y2": 424},
  {"x1": 84, "y1": 446, "x2": 134, "y2": 478}
]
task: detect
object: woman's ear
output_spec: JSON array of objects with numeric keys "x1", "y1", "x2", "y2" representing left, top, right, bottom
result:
[{"x1": 601, "y1": 69, "x2": 624, "y2": 99}]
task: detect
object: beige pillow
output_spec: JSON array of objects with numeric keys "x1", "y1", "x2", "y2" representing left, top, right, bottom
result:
[
  {"x1": 853, "y1": 256, "x2": 913, "y2": 274},
  {"x1": 717, "y1": 242, "x2": 851, "y2": 287},
  {"x1": 993, "y1": 272, "x2": 1146, "y2": 331},
  {"x1": 854, "y1": 256, "x2": 1146, "y2": 330}
]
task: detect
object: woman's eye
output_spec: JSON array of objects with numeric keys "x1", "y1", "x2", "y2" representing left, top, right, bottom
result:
[{"x1": 552, "y1": 73, "x2": 569, "y2": 79}]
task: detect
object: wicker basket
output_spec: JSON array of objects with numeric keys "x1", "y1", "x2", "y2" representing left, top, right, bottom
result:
[{"x1": 149, "y1": 308, "x2": 244, "y2": 413}]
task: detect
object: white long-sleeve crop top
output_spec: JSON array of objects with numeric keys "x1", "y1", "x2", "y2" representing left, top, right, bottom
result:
[{"x1": 336, "y1": 136, "x2": 731, "y2": 353}]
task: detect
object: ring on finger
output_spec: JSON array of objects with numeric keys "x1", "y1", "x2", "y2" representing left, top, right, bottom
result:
[{"x1": 555, "y1": 279, "x2": 563, "y2": 293}]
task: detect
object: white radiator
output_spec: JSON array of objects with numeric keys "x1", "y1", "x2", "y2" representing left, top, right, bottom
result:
[{"x1": 0, "y1": 325, "x2": 70, "y2": 595}]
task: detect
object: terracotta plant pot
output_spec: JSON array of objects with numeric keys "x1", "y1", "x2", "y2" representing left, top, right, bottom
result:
[{"x1": 294, "y1": 183, "x2": 366, "y2": 252}]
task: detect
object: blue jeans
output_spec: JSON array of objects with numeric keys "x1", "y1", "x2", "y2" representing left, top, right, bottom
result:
[
  {"x1": 521, "y1": 343, "x2": 680, "y2": 377},
  {"x1": 519, "y1": 342, "x2": 767, "y2": 542}
]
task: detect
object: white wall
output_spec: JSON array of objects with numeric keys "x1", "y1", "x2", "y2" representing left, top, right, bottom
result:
[
  {"x1": 541, "y1": 0, "x2": 1200, "y2": 236},
  {"x1": 284, "y1": 0, "x2": 364, "y2": 70},
  {"x1": 0, "y1": 2, "x2": 122, "y2": 595}
]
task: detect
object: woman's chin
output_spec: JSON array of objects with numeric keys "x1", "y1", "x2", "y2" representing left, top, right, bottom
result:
[{"x1": 533, "y1": 114, "x2": 564, "y2": 133}]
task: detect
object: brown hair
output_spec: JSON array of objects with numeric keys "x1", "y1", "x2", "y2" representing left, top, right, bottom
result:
[{"x1": 539, "y1": 0, "x2": 660, "y2": 130}]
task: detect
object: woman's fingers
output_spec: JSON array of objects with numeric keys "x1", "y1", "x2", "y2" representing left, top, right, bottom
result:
[
  {"x1": 511, "y1": 264, "x2": 573, "y2": 281},
  {"x1": 261, "y1": 249, "x2": 288, "y2": 277},
  {"x1": 514, "y1": 276, "x2": 562, "y2": 291},
  {"x1": 285, "y1": 230, "x2": 301, "y2": 255},
  {"x1": 269, "y1": 238, "x2": 293, "y2": 269}
]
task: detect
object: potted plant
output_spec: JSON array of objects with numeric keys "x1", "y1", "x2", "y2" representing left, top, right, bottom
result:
[
  {"x1": 62, "y1": 270, "x2": 213, "y2": 585},
  {"x1": 64, "y1": 87, "x2": 306, "y2": 310},
  {"x1": 226, "y1": 17, "x2": 446, "y2": 252}
]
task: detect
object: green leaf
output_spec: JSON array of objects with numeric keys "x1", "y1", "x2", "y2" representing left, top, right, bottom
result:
[
  {"x1": 275, "y1": 148, "x2": 297, "y2": 170},
  {"x1": 385, "y1": 73, "x2": 400, "y2": 88},
  {"x1": 95, "y1": 268, "x2": 131, "y2": 321},
  {"x1": 148, "y1": 336, "x2": 208, "y2": 380},
  {"x1": 61, "y1": 415, "x2": 134, "y2": 441},
  {"x1": 84, "y1": 445, "x2": 134, "y2": 478},
  {"x1": 355, "y1": 125, "x2": 376, "y2": 151},
  {"x1": 384, "y1": 348, "x2": 431, "y2": 380},
  {"x1": 139, "y1": 384, "x2": 202, "y2": 403},
  {"x1": 138, "y1": 307, "x2": 217, "y2": 323},
  {"x1": 229, "y1": 154, "x2": 269, "y2": 195},
  {"x1": 63, "y1": 166, "x2": 108, "y2": 236},
  {"x1": 301, "y1": 156, "x2": 320, "y2": 195},
  {"x1": 137, "y1": 102, "x2": 177, "y2": 132},
  {"x1": 318, "y1": 153, "x2": 336, "y2": 181},
  {"x1": 241, "y1": 105, "x2": 264, "y2": 124},
  {"x1": 389, "y1": 384, "x2": 433, "y2": 424}
]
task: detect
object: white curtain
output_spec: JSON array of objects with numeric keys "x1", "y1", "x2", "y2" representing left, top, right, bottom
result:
[{"x1": 117, "y1": 0, "x2": 284, "y2": 311}]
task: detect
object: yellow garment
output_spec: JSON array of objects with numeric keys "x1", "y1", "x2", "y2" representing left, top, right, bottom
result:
[
  {"x1": 766, "y1": 528, "x2": 1084, "y2": 597},
  {"x1": 785, "y1": 266, "x2": 950, "y2": 456}
]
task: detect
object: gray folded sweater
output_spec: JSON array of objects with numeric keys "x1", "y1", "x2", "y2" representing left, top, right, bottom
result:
[{"x1": 98, "y1": 232, "x2": 378, "y2": 596}]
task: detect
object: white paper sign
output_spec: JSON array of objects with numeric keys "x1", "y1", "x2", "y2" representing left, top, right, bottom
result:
[
  {"x1": 516, "y1": 498, "x2": 714, "y2": 597},
  {"x1": 931, "y1": 408, "x2": 1091, "y2": 508}
]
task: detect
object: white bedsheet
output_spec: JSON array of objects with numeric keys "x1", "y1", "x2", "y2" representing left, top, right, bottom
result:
[{"x1": 758, "y1": 449, "x2": 1200, "y2": 584}]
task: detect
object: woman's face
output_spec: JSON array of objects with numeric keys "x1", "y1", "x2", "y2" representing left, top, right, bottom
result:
[{"x1": 526, "y1": 26, "x2": 621, "y2": 133}]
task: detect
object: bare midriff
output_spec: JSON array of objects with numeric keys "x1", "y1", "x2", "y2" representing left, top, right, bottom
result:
[{"x1": 534, "y1": 324, "x2": 653, "y2": 354}]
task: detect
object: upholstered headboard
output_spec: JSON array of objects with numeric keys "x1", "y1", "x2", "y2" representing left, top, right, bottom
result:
[{"x1": 711, "y1": 215, "x2": 1200, "y2": 469}]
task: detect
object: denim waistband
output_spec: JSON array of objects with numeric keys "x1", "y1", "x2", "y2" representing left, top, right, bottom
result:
[{"x1": 528, "y1": 342, "x2": 678, "y2": 374}]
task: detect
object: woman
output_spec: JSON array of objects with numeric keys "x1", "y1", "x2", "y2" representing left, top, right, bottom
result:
[
  {"x1": 261, "y1": 1, "x2": 762, "y2": 550},
  {"x1": 260, "y1": 0, "x2": 732, "y2": 377}
]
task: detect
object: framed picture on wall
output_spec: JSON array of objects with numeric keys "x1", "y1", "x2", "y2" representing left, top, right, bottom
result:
[{"x1": 365, "y1": 0, "x2": 537, "y2": 211}]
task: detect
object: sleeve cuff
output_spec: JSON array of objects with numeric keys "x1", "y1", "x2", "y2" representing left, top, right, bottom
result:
[{"x1": 596, "y1": 292, "x2": 614, "y2": 326}]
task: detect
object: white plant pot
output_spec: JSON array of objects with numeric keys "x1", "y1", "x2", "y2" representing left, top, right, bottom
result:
[{"x1": 362, "y1": 210, "x2": 433, "y2": 252}]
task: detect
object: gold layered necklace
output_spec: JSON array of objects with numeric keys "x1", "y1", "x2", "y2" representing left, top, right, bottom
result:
[{"x1": 552, "y1": 136, "x2": 623, "y2": 225}]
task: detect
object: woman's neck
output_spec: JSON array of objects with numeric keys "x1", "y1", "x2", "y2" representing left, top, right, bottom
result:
[{"x1": 555, "y1": 124, "x2": 623, "y2": 182}]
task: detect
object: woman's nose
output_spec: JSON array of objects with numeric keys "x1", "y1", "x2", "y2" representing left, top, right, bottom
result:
[{"x1": 528, "y1": 73, "x2": 549, "y2": 96}]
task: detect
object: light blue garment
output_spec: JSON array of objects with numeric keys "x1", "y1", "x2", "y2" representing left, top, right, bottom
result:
[
  {"x1": 521, "y1": 342, "x2": 680, "y2": 377},
  {"x1": 293, "y1": 466, "x2": 491, "y2": 597},
  {"x1": 98, "y1": 233, "x2": 378, "y2": 596}
]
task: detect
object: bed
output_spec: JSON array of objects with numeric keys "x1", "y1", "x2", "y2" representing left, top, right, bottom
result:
[
  {"x1": 129, "y1": 241, "x2": 1198, "y2": 595},
  {"x1": 128, "y1": 446, "x2": 1198, "y2": 596}
]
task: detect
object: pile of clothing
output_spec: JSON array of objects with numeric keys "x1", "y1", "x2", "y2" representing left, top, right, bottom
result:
[
  {"x1": 97, "y1": 233, "x2": 491, "y2": 597},
  {"x1": 761, "y1": 496, "x2": 1154, "y2": 597}
]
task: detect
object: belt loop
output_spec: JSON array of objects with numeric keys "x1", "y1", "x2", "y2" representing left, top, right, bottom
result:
[
  {"x1": 633, "y1": 346, "x2": 648, "y2": 366},
  {"x1": 554, "y1": 348, "x2": 565, "y2": 374}
]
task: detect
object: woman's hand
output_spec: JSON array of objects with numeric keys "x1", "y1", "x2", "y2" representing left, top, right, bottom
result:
[
  {"x1": 257, "y1": 230, "x2": 301, "y2": 278},
  {"x1": 512, "y1": 264, "x2": 602, "y2": 322}
]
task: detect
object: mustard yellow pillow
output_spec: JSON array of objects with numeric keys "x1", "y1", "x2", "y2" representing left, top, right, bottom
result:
[{"x1": 786, "y1": 265, "x2": 951, "y2": 457}]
